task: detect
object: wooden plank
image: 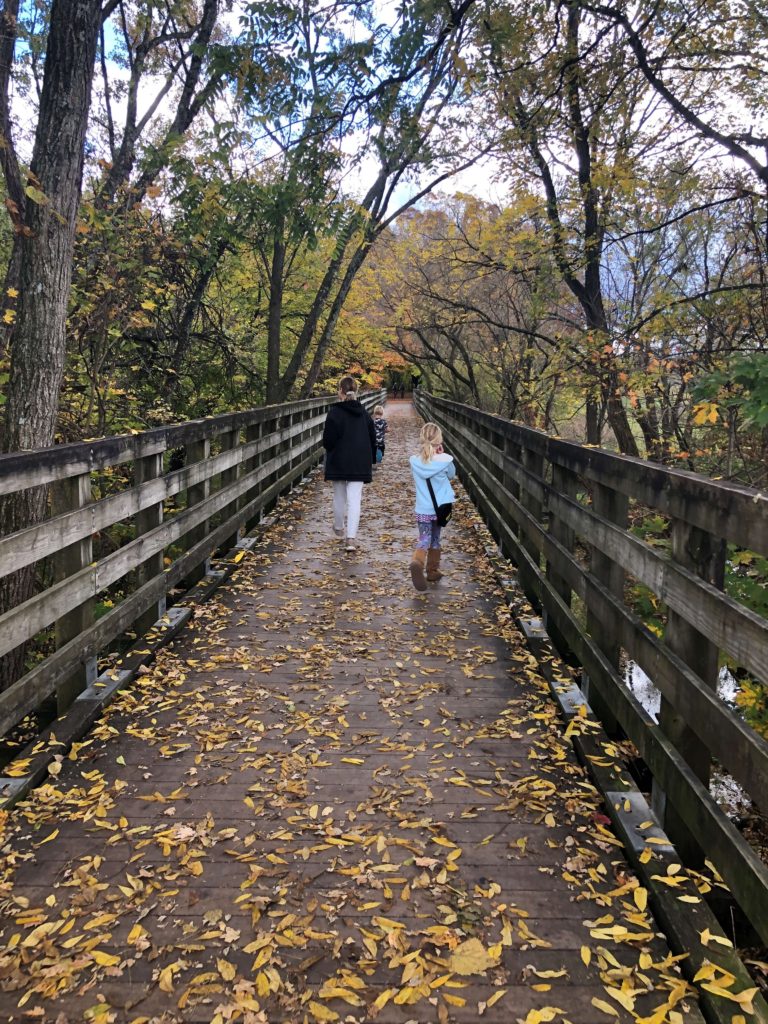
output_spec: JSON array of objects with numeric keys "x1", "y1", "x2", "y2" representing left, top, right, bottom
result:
[
  {"x1": 132, "y1": 452, "x2": 166, "y2": 638},
  {"x1": 184, "y1": 436, "x2": 212, "y2": 585},
  {"x1": 437, "y1": 415, "x2": 768, "y2": 688},
  {"x1": 0, "y1": 444, "x2": 321, "y2": 737},
  {"x1": 584, "y1": 481, "x2": 628, "y2": 735},
  {"x1": 654, "y1": 520, "x2": 725, "y2": 865},
  {"x1": 586, "y1": 482, "x2": 628, "y2": 671},
  {"x1": 444, "y1": 430, "x2": 768, "y2": 813},
  {"x1": 217, "y1": 428, "x2": 242, "y2": 552},
  {"x1": 545, "y1": 488, "x2": 768, "y2": 686},
  {"x1": 242, "y1": 420, "x2": 265, "y2": 533},
  {"x1": 278, "y1": 408, "x2": 297, "y2": 497},
  {"x1": 517, "y1": 445, "x2": 544, "y2": 608},
  {"x1": 0, "y1": 396, "x2": 339, "y2": 493},
  {"x1": 544, "y1": 462, "x2": 578, "y2": 657},
  {"x1": 424, "y1": 393, "x2": 768, "y2": 553},
  {"x1": 0, "y1": 434, "x2": 321, "y2": 657},
  {"x1": 502, "y1": 434, "x2": 522, "y2": 539},
  {"x1": 52, "y1": 473, "x2": 96, "y2": 712},
  {"x1": 0, "y1": 410, "x2": 328, "y2": 579},
  {"x1": 459, "y1": 458, "x2": 768, "y2": 947}
]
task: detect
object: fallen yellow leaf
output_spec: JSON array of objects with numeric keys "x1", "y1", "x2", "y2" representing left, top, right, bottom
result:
[
  {"x1": 308, "y1": 1000, "x2": 339, "y2": 1021},
  {"x1": 449, "y1": 937, "x2": 500, "y2": 975},
  {"x1": 591, "y1": 996, "x2": 620, "y2": 1017},
  {"x1": 92, "y1": 949, "x2": 121, "y2": 967},
  {"x1": 217, "y1": 958, "x2": 236, "y2": 981}
]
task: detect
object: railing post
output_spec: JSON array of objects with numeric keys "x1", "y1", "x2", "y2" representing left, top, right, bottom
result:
[
  {"x1": 280, "y1": 408, "x2": 294, "y2": 496},
  {"x1": 502, "y1": 433, "x2": 521, "y2": 540},
  {"x1": 184, "y1": 436, "x2": 211, "y2": 584},
  {"x1": 309, "y1": 401, "x2": 327, "y2": 472},
  {"x1": 53, "y1": 473, "x2": 96, "y2": 712},
  {"x1": 261, "y1": 410, "x2": 281, "y2": 513},
  {"x1": 299, "y1": 406, "x2": 313, "y2": 479},
  {"x1": 133, "y1": 453, "x2": 166, "y2": 637},
  {"x1": 482, "y1": 423, "x2": 503, "y2": 550},
  {"x1": 218, "y1": 428, "x2": 242, "y2": 552},
  {"x1": 652, "y1": 520, "x2": 725, "y2": 865},
  {"x1": 518, "y1": 444, "x2": 544, "y2": 608},
  {"x1": 545, "y1": 462, "x2": 579, "y2": 657},
  {"x1": 243, "y1": 420, "x2": 264, "y2": 530},
  {"x1": 293, "y1": 406, "x2": 310, "y2": 483},
  {"x1": 584, "y1": 481, "x2": 627, "y2": 735}
]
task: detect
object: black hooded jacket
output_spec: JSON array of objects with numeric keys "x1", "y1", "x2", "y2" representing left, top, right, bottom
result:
[{"x1": 323, "y1": 400, "x2": 377, "y2": 483}]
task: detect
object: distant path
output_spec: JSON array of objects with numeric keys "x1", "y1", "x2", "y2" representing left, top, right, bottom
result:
[{"x1": 0, "y1": 403, "x2": 699, "y2": 1023}]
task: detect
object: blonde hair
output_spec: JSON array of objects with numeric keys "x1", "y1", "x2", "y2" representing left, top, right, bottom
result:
[
  {"x1": 338, "y1": 375, "x2": 358, "y2": 398},
  {"x1": 419, "y1": 422, "x2": 442, "y2": 462},
  {"x1": 373, "y1": 405, "x2": 385, "y2": 417}
]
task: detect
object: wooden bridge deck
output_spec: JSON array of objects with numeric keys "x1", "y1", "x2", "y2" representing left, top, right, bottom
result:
[{"x1": 0, "y1": 405, "x2": 702, "y2": 1023}]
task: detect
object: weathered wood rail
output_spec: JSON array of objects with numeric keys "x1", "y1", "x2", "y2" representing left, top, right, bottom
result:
[
  {"x1": 414, "y1": 390, "x2": 768, "y2": 947},
  {"x1": 0, "y1": 391, "x2": 385, "y2": 744}
]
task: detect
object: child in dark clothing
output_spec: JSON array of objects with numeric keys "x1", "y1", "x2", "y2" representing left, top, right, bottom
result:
[{"x1": 373, "y1": 405, "x2": 388, "y2": 463}]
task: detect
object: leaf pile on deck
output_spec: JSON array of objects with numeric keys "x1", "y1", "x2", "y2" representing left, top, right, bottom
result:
[{"x1": 0, "y1": 411, "x2": 724, "y2": 1022}]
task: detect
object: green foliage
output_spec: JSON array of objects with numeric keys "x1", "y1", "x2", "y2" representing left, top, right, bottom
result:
[
  {"x1": 725, "y1": 548, "x2": 768, "y2": 621},
  {"x1": 3, "y1": 0, "x2": 768, "y2": 491},
  {"x1": 629, "y1": 514, "x2": 670, "y2": 551},
  {"x1": 692, "y1": 353, "x2": 768, "y2": 429},
  {"x1": 735, "y1": 677, "x2": 768, "y2": 740},
  {"x1": 626, "y1": 582, "x2": 666, "y2": 639}
]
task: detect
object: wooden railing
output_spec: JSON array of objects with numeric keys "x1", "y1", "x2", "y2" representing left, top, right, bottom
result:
[
  {"x1": 414, "y1": 390, "x2": 768, "y2": 945},
  {"x1": 0, "y1": 391, "x2": 385, "y2": 742}
]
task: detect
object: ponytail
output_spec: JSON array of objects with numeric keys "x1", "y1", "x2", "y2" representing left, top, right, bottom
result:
[{"x1": 419, "y1": 422, "x2": 442, "y2": 462}]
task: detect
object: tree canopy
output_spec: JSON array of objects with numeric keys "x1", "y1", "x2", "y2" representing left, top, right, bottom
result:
[{"x1": 0, "y1": 0, "x2": 765, "y2": 484}]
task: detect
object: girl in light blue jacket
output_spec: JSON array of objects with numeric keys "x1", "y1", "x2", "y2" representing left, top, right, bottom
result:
[{"x1": 409, "y1": 422, "x2": 456, "y2": 591}]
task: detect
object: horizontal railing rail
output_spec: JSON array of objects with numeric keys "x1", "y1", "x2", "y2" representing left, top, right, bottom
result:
[
  {"x1": 414, "y1": 390, "x2": 768, "y2": 947},
  {"x1": 0, "y1": 390, "x2": 385, "y2": 740}
]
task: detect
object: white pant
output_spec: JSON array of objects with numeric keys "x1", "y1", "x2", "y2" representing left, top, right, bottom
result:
[{"x1": 333, "y1": 480, "x2": 364, "y2": 538}]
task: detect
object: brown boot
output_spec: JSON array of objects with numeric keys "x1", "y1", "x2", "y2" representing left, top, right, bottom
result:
[
  {"x1": 426, "y1": 548, "x2": 443, "y2": 582},
  {"x1": 410, "y1": 548, "x2": 428, "y2": 591}
]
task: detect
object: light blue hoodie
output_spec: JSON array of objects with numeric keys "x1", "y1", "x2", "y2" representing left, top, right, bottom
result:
[{"x1": 409, "y1": 453, "x2": 456, "y2": 516}]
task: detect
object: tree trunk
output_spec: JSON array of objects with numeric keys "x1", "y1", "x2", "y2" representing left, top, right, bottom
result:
[
  {"x1": 0, "y1": 0, "x2": 102, "y2": 690},
  {"x1": 300, "y1": 236, "x2": 372, "y2": 397},
  {"x1": 605, "y1": 389, "x2": 639, "y2": 456},
  {"x1": 585, "y1": 395, "x2": 601, "y2": 444},
  {"x1": 163, "y1": 238, "x2": 228, "y2": 405},
  {"x1": 596, "y1": 360, "x2": 637, "y2": 456},
  {"x1": 277, "y1": 208, "x2": 366, "y2": 400},
  {"x1": 97, "y1": 0, "x2": 220, "y2": 208},
  {"x1": 636, "y1": 391, "x2": 664, "y2": 463},
  {"x1": 0, "y1": 0, "x2": 24, "y2": 368},
  {"x1": 266, "y1": 217, "x2": 286, "y2": 404}
]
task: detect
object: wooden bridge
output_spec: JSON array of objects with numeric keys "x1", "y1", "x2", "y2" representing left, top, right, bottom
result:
[{"x1": 0, "y1": 395, "x2": 767, "y2": 1024}]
